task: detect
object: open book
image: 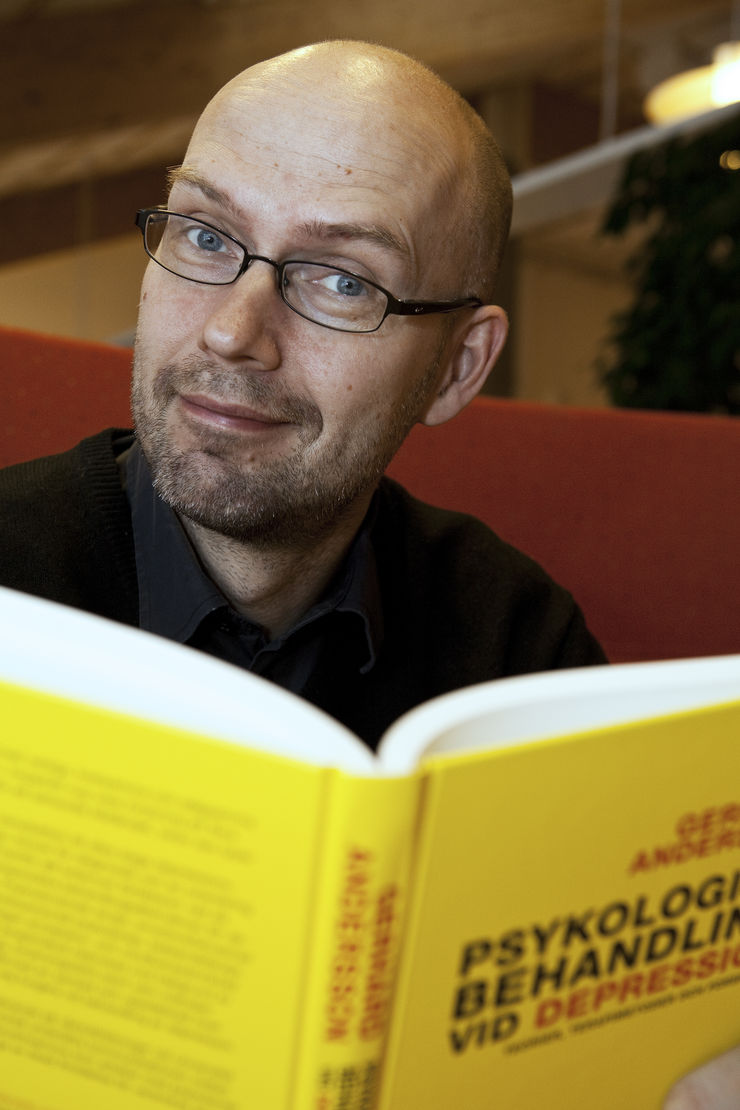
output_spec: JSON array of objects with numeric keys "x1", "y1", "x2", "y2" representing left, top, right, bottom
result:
[{"x1": 1, "y1": 584, "x2": 739, "y2": 1110}]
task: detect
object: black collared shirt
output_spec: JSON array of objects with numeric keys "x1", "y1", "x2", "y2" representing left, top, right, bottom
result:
[{"x1": 121, "y1": 437, "x2": 383, "y2": 700}]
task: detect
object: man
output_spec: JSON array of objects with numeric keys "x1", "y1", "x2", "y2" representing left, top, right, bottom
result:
[
  {"x1": 0, "y1": 39, "x2": 604, "y2": 748},
  {"x1": 1, "y1": 39, "x2": 736, "y2": 1105}
]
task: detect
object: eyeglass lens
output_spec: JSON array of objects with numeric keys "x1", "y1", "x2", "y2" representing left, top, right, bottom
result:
[{"x1": 143, "y1": 212, "x2": 389, "y2": 332}]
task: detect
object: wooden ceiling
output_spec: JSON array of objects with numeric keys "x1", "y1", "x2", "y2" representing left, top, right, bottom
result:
[{"x1": 0, "y1": 0, "x2": 735, "y2": 261}]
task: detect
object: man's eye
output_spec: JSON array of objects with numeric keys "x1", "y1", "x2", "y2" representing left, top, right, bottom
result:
[
  {"x1": 323, "y1": 272, "x2": 368, "y2": 298},
  {"x1": 186, "y1": 226, "x2": 226, "y2": 253}
]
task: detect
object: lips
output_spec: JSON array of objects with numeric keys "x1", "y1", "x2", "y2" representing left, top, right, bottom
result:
[{"x1": 180, "y1": 391, "x2": 291, "y2": 432}]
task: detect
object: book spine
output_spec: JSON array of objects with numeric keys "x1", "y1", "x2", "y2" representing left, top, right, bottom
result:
[{"x1": 289, "y1": 771, "x2": 420, "y2": 1110}]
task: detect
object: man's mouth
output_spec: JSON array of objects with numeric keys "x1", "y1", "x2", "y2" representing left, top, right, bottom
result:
[{"x1": 179, "y1": 392, "x2": 293, "y2": 433}]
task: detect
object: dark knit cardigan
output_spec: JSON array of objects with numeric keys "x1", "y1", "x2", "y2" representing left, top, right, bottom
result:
[{"x1": 0, "y1": 430, "x2": 606, "y2": 746}]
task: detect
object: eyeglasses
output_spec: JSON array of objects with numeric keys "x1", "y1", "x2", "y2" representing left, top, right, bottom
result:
[{"x1": 136, "y1": 208, "x2": 482, "y2": 334}]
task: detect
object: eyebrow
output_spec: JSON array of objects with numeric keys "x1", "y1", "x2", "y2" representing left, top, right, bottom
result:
[
  {"x1": 167, "y1": 165, "x2": 411, "y2": 263},
  {"x1": 167, "y1": 167, "x2": 242, "y2": 221},
  {"x1": 295, "y1": 219, "x2": 411, "y2": 263}
]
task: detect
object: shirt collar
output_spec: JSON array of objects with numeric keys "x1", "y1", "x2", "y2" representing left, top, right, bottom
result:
[{"x1": 123, "y1": 440, "x2": 383, "y2": 673}]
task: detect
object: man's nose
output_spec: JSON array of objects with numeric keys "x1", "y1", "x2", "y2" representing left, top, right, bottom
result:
[{"x1": 199, "y1": 261, "x2": 282, "y2": 369}]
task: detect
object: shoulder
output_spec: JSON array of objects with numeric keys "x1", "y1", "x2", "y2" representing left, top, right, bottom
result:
[
  {"x1": 0, "y1": 428, "x2": 127, "y2": 521},
  {"x1": 374, "y1": 476, "x2": 563, "y2": 594},
  {"x1": 373, "y1": 477, "x2": 606, "y2": 678},
  {"x1": 0, "y1": 429, "x2": 138, "y2": 622}
]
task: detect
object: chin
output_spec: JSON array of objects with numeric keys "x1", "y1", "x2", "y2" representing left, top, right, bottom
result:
[{"x1": 149, "y1": 444, "x2": 352, "y2": 547}]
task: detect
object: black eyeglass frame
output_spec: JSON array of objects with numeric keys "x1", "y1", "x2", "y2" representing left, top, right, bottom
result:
[{"x1": 135, "y1": 208, "x2": 483, "y2": 334}]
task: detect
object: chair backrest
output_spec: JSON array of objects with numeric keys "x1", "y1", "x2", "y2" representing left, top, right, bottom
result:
[
  {"x1": 2, "y1": 325, "x2": 132, "y2": 466},
  {"x1": 4, "y1": 324, "x2": 739, "y2": 664},
  {"x1": 387, "y1": 398, "x2": 740, "y2": 663}
]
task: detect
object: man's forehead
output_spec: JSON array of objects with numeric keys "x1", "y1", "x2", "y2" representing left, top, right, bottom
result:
[
  {"x1": 194, "y1": 60, "x2": 461, "y2": 184},
  {"x1": 175, "y1": 70, "x2": 469, "y2": 279},
  {"x1": 168, "y1": 166, "x2": 414, "y2": 263}
]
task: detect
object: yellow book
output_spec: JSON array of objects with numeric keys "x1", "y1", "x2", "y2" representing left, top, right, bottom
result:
[{"x1": 0, "y1": 584, "x2": 739, "y2": 1110}]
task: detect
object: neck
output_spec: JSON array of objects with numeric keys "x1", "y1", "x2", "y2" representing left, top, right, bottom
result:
[{"x1": 179, "y1": 494, "x2": 373, "y2": 639}]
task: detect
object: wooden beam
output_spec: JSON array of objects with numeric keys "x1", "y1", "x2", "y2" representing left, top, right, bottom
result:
[
  {"x1": 0, "y1": 165, "x2": 169, "y2": 266},
  {"x1": 0, "y1": 0, "x2": 731, "y2": 197},
  {"x1": 0, "y1": 117, "x2": 193, "y2": 197},
  {"x1": 3, "y1": 0, "x2": 730, "y2": 144}
]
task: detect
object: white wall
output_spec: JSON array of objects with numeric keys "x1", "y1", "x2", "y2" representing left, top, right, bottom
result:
[
  {"x1": 0, "y1": 233, "x2": 143, "y2": 344},
  {"x1": 511, "y1": 210, "x2": 635, "y2": 407}
]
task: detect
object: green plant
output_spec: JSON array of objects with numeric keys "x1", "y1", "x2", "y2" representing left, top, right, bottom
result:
[{"x1": 599, "y1": 111, "x2": 740, "y2": 412}]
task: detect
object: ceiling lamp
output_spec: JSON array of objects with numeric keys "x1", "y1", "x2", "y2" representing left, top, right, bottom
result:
[{"x1": 645, "y1": 41, "x2": 740, "y2": 123}]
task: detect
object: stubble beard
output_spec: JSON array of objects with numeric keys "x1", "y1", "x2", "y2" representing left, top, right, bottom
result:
[{"x1": 131, "y1": 352, "x2": 440, "y2": 548}]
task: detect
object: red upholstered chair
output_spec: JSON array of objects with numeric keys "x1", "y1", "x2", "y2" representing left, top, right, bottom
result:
[
  {"x1": 2, "y1": 325, "x2": 132, "y2": 466},
  {"x1": 388, "y1": 400, "x2": 740, "y2": 664},
  {"x1": 3, "y1": 324, "x2": 739, "y2": 665}
]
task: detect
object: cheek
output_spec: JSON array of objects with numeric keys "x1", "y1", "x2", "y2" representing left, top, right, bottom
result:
[
  {"x1": 322, "y1": 378, "x2": 408, "y2": 443},
  {"x1": 315, "y1": 334, "x2": 437, "y2": 435},
  {"x1": 138, "y1": 283, "x2": 203, "y2": 364}
]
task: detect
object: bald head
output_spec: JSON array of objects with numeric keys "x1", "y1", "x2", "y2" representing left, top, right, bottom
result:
[
  {"x1": 181, "y1": 41, "x2": 512, "y2": 300},
  {"x1": 136, "y1": 39, "x2": 512, "y2": 551}
]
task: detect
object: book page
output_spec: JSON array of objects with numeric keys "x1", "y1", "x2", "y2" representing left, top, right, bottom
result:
[
  {"x1": 377, "y1": 654, "x2": 740, "y2": 773},
  {"x1": 0, "y1": 680, "x2": 338, "y2": 1109},
  {"x1": 0, "y1": 585, "x2": 374, "y2": 773},
  {"x1": 379, "y1": 699, "x2": 740, "y2": 1109}
]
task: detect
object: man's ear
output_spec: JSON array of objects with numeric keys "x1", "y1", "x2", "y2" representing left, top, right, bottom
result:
[{"x1": 421, "y1": 305, "x2": 508, "y2": 427}]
